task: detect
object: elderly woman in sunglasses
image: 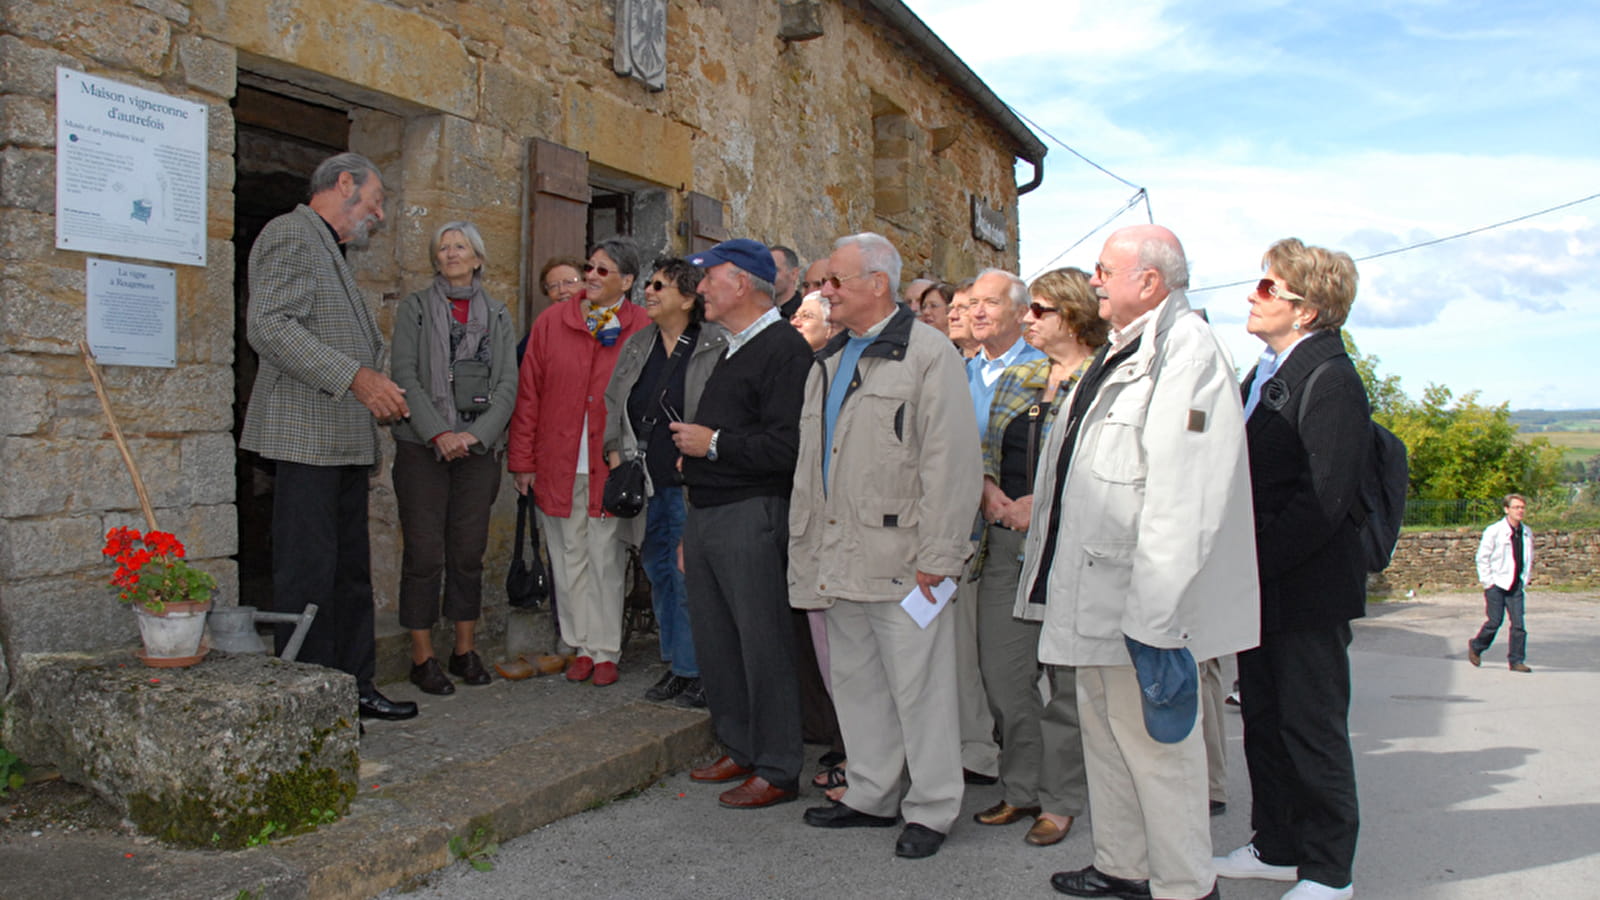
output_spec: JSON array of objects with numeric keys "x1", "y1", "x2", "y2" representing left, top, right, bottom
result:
[
  {"x1": 1212, "y1": 239, "x2": 1366, "y2": 900},
  {"x1": 508, "y1": 237, "x2": 648, "y2": 687},
  {"x1": 971, "y1": 267, "x2": 1106, "y2": 846},
  {"x1": 602, "y1": 257, "x2": 728, "y2": 707}
]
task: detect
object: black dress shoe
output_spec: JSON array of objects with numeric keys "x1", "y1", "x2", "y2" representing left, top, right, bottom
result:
[
  {"x1": 674, "y1": 678, "x2": 707, "y2": 708},
  {"x1": 646, "y1": 672, "x2": 693, "y2": 702},
  {"x1": 359, "y1": 689, "x2": 420, "y2": 721},
  {"x1": 409, "y1": 658, "x2": 455, "y2": 696},
  {"x1": 1050, "y1": 865, "x2": 1152, "y2": 899},
  {"x1": 802, "y1": 801, "x2": 898, "y2": 829},
  {"x1": 963, "y1": 768, "x2": 999, "y2": 785},
  {"x1": 448, "y1": 650, "x2": 491, "y2": 686},
  {"x1": 895, "y1": 822, "x2": 946, "y2": 859}
]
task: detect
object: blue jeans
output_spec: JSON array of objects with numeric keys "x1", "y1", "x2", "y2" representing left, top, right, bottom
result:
[
  {"x1": 1471, "y1": 585, "x2": 1527, "y2": 664},
  {"x1": 642, "y1": 486, "x2": 697, "y2": 677}
]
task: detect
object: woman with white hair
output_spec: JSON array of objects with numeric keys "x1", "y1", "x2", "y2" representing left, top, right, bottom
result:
[{"x1": 390, "y1": 221, "x2": 519, "y2": 695}]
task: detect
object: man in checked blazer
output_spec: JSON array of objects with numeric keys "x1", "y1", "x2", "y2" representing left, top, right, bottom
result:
[{"x1": 241, "y1": 152, "x2": 418, "y2": 721}]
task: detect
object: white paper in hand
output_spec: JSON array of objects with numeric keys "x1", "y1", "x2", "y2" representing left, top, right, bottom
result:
[{"x1": 900, "y1": 577, "x2": 956, "y2": 629}]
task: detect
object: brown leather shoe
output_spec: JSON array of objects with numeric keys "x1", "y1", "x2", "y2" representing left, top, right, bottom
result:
[
  {"x1": 974, "y1": 800, "x2": 1042, "y2": 826},
  {"x1": 718, "y1": 775, "x2": 797, "y2": 809},
  {"x1": 690, "y1": 755, "x2": 754, "y2": 783},
  {"x1": 1467, "y1": 643, "x2": 1481, "y2": 667},
  {"x1": 535, "y1": 653, "x2": 573, "y2": 675},
  {"x1": 493, "y1": 657, "x2": 535, "y2": 680},
  {"x1": 1025, "y1": 814, "x2": 1073, "y2": 846},
  {"x1": 1510, "y1": 662, "x2": 1532, "y2": 672}
]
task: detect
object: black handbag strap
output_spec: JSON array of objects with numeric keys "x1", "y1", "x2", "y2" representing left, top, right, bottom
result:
[
  {"x1": 632, "y1": 330, "x2": 694, "y2": 450},
  {"x1": 513, "y1": 493, "x2": 535, "y2": 564}
]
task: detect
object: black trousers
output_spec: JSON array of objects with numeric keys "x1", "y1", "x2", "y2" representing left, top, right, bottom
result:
[
  {"x1": 1238, "y1": 622, "x2": 1360, "y2": 888},
  {"x1": 683, "y1": 495, "x2": 803, "y2": 791},
  {"x1": 392, "y1": 440, "x2": 502, "y2": 630},
  {"x1": 272, "y1": 461, "x2": 377, "y2": 692}
]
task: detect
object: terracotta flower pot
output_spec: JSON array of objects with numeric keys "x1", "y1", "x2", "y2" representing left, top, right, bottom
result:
[{"x1": 134, "y1": 600, "x2": 212, "y2": 666}]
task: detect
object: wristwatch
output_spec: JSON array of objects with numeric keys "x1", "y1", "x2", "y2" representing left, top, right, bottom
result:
[{"x1": 707, "y1": 429, "x2": 721, "y2": 462}]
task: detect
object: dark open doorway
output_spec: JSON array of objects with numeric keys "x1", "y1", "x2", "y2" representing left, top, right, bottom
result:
[{"x1": 231, "y1": 82, "x2": 349, "y2": 610}]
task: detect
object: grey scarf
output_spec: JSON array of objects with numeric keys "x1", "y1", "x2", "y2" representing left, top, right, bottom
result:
[{"x1": 427, "y1": 272, "x2": 490, "y2": 437}]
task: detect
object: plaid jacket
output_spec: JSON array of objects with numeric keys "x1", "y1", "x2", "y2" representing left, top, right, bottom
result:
[
  {"x1": 240, "y1": 204, "x2": 385, "y2": 466},
  {"x1": 982, "y1": 357, "x2": 1091, "y2": 481}
]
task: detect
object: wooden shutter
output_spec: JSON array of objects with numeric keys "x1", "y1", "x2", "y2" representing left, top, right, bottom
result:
[
  {"x1": 525, "y1": 138, "x2": 591, "y2": 323},
  {"x1": 686, "y1": 191, "x2": 727, "y2": 253}
]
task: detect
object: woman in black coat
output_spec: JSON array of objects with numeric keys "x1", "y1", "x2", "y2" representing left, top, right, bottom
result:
[{"x1": 1213, "y1": 238, "x2": 1366, "y2": 900}]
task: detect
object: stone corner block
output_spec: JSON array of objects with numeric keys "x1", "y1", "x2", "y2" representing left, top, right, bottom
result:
[{"x1": 3, "y1": 650, "x2": 359, "y2": 848}]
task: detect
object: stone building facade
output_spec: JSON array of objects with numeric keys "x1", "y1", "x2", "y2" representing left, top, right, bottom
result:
[{"x1": 0, "y1": 0, "x2": 1047, "y2": 683}]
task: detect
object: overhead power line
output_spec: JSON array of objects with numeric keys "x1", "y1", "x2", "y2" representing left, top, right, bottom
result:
[
  {"x1": 1011, "y1": 107, "x2": 1144, "y2": 193},
  {"x1": 1190, "y1": 191, "x2": 1600, "y2": 294},
  {"x1": 1025, "y1": 189, "x2": 1146, "y2": 281}
]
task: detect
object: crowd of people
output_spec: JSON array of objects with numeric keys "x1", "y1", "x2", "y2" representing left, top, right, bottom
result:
[{"x1": 243, "y1": 151, "x2": 1378, "y2": 900}]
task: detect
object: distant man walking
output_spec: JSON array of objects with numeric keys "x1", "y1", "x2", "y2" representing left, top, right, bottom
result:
[
  {"x1": 242, "y1": 151, "x2": 417, "y2": 722},
  {"x1": 1468, "y1": 494, "x2": 1533, "y2": 672}
]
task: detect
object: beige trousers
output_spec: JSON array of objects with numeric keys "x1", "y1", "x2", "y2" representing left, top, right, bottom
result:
[
  {"x1": 537, "y1": 474, "x2": 627, "y2": 664},
  {"x1": 827, "y1": 597, "x2": 963, "y2": 834},
  {"x1": 1200, "y1": 656, "x2": 1227, "y2": 805},
  {"x1": 1077, "y1": 665, "x2": 1216, "y2": 900},
  {"x1": 955, "y1": 564, "x2": 999, "y2": 776}
]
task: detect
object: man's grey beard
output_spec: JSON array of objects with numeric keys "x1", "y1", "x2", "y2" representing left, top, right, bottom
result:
[{"x1": 346, "y1": 215, "x2": 380, "y2": 248}]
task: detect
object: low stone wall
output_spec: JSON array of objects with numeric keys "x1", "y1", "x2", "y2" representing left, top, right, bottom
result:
[{"x1": 1370, "y1": 528, "x2": 1600, "y2": 595}]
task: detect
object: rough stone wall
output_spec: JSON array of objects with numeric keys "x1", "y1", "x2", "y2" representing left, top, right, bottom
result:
[
  {"x1": 1370, "y1": 529, "x2": 1600, "y2": 595},
  {"x1": 0, "y1": 0, "x2": 1031, "y2": 679}
]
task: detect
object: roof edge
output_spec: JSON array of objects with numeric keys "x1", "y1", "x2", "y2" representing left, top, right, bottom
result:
[{"x1": 863, "y1": 0, "x2": 1048, "y2": 167}]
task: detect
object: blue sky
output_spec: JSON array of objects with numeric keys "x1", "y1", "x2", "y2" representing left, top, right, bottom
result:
[{"x1": 905, "y1": 0, "x2": 1600, "y2": 410}]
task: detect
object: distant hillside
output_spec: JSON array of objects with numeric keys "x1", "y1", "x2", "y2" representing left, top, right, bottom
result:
[{"x1": 1510, "y1": 409, "x2": 1600, "y2": 433}]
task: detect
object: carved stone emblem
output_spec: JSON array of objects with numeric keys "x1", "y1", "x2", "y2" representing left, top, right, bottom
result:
[{"x1": 614, "y1": 0, "x2": 667, "y2": 91}]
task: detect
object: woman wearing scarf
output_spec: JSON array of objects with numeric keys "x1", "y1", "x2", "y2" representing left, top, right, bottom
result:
[
  {"x1": 508, "y1": 237, "x2": 648, "y2": 687},
  {"x1": 390, "y1": 221, "x2": 519, "y2": 695}
]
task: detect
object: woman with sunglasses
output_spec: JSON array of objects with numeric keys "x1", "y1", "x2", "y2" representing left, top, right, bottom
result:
[
  {"x1": 602, "y1": 258, "x2": 728, "y2": 707},
  {"x1": 389, "y1": 221, "x2": 519, "y2": 696},
  {"x1": 508, "y1": 237, "x2": 648, "y2": 687},
  {"x1": 973, "y1": 267, "x2": 1106, "y2": 846},
  {"x1": 1213, "y1": 239, "x2": 1365, "y2": 900}
]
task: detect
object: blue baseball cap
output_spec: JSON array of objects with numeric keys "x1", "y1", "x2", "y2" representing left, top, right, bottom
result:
[
  {"x1": 689, "y1": 239, "x2": 778, "y2": 284},
  {"x1": 1123, "y1": 636, "x2": 1199, "y2": 744}
]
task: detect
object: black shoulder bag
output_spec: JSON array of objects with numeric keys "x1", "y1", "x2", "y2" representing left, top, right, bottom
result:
[{"x1": 602, "y1": 333, "x2": 691, "y2": 517}]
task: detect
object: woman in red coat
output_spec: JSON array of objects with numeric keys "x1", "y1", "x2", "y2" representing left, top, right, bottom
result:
[{"x1": 508, "y1": 237, "x2": 648, "y2": 687}]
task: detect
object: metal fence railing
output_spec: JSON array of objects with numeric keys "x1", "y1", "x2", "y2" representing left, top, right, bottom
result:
[{"x1": 1402, "y1": 498, "x2": 1502, "y2": 529}]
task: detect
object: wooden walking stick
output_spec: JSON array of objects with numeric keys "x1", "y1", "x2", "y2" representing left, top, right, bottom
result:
[{"x1": 80, "y1": 340, "x2": 159, "y2": 532}]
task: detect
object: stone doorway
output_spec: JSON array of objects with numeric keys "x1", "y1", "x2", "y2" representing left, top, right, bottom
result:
[{"x1": 230, "y1": 80, "x2": 351, "y2": 611}]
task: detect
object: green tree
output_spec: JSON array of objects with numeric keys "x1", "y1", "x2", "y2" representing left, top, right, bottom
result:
[{"x1": 1343, "y1": 332, "x2": 1563, "y2": 500}]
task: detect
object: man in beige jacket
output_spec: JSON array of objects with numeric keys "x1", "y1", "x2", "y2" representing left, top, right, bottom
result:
[{"x1": 790, "y1": 233, "x2": 982, "y2": 860}]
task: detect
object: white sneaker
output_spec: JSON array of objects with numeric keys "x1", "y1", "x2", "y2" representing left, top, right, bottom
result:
[
  {"x1": 1212, "y1": 843, "x2": 1299, "y2": 882},
  {"x1": 1282, "y1": 879, "x2": 1354, "y2": 900}
]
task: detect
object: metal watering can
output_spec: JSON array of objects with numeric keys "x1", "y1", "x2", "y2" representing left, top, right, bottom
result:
[{"x1": 207, "y1": 604, "x2": 319, "y2": 661}]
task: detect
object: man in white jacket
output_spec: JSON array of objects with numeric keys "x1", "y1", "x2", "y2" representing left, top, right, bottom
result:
[
  {"x1": 1468, "y1": 493, "x2": 1533, "y2": 672},
  {"x1": 1020, "y1": 225, "x2": 1258, "y2": 900}
]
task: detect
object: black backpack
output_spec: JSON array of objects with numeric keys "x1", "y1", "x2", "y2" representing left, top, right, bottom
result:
[{"x1": 1300, "y1": 361, "x2": 1409, "y2": 572}]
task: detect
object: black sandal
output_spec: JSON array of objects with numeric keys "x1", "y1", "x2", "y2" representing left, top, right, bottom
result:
[{"x1": 811, "y1": 764, "x2": 847, "y2": 790}]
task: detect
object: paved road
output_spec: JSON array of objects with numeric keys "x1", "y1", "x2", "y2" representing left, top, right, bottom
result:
[{"x1": 384, "y1": 591, "x2": 1600, "y2": 900}]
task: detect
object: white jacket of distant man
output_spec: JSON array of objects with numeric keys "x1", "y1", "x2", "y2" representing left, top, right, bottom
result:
[
  {"x1": 1017, "y1": 289, "x2": 1261, "y2": 666},
  {"x1": 1476, "y1": 516, "x2": 1533, "y2": 591}
]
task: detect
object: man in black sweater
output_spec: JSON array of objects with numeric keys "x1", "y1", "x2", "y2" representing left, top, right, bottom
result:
[{"x1": 670, "y1": 238, "x2": 814, "y2": 809}]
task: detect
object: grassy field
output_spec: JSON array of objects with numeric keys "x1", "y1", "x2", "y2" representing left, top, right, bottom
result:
[{"x1": 1519, "y1": 430, "x2": 1600, "y2": 466}]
